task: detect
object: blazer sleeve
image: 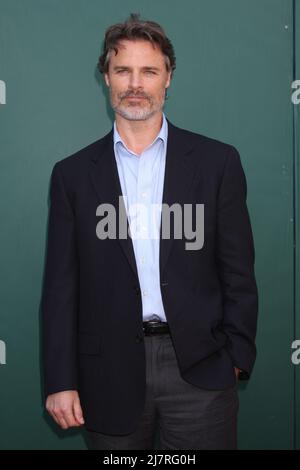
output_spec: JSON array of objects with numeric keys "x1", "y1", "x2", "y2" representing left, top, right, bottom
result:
[
  {"x1": 41, "y1": 162, "x2": 79, "y2": 397},
  {"x1": 216, "y1": 145, "x2": 258, "y2": 379}
]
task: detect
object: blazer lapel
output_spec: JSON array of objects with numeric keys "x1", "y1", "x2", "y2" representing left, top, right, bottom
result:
[
  {"x1": 89, "y1": 119, "x2": 198, "y2": 281},
  {"x1": 89, "y1": 130, "x2": 139, "y2": 279},
  {"x1": 159, "y1": 120, "x2": 198, "y2": 277}
]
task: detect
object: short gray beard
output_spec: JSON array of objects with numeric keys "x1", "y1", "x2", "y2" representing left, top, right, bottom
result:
[{"x1": 111, "y1": 94, "x2": 165, "y2": 121}]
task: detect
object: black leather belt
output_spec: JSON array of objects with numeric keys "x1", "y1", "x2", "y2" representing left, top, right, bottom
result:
[{"x1": 143, "y1": 320, "x2": 170, "y2": 336}]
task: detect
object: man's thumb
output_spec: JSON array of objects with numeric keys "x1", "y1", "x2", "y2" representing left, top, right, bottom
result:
[{"x1": 73, "y1": 398, "x2": 85, "y2": 424}]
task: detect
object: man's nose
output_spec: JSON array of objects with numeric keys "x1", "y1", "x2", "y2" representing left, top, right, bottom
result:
[{"x1": 128, "y1": 71, "x2": 143, "y2": 90}]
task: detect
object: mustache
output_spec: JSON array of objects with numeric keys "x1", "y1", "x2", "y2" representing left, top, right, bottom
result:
[{"x1": 120, "y1": 91, "x2": 149, "y2": 100}]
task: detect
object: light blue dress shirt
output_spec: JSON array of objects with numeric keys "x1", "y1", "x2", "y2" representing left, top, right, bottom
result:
[{"x1": 113, "y1": 113, "x2": 168, "y2": 323}]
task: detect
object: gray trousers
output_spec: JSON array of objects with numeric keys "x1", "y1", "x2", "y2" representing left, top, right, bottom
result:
[{"x1": 86, "y1": 332, "x2": 239, "y2": 450}]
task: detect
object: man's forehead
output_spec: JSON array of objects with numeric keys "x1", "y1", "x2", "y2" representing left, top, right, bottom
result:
[{"x1": 110, "y1": 39, "x2": 162, "y2": 57}]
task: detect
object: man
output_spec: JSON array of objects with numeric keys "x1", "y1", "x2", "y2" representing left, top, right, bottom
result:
[{"x1": 41, "y1": 13, "x2": 258, "y2": 450}]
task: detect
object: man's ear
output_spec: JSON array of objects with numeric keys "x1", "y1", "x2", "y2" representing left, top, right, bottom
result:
[
  {"x1": 165, "y1": 71, "x2": 172, "y2": 90},
  {"x1": 104, "y1": 73, "x2": 110, "y2": 87}
]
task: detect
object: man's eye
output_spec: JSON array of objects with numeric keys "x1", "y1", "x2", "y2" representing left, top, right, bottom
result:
[
  {"x1": 145, "y1": 71, "x2": 156, "y2": 75},
  {"x1": 116, "y1": 70, "x2": 127, "y2": 74}
]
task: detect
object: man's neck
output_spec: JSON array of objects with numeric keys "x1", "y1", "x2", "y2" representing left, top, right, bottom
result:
[{"x1": 115, "y1": 112, "x2": 164, "y2": 155}]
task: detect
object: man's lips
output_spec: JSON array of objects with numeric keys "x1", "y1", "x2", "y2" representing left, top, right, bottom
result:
[{"x1": 125, "y1": 96, "x2": 147, "y2": 100}]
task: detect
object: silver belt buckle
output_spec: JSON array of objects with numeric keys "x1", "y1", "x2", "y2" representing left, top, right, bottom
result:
[{"x1": 143, "y1": 320, "x2": 160, "y2": 334}]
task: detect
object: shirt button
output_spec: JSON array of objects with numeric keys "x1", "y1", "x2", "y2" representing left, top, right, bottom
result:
[
  {"x1": 142, "y1": 290, "x2": 148, "y2": 296},
  {"x1": 141, "y1": 192, "x2": 148, "y2": 198}
]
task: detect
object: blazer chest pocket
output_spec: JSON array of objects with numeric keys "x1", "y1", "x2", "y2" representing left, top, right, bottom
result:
[{"x1": 78, "y1": 332, "x2": 101, "y2": 355}]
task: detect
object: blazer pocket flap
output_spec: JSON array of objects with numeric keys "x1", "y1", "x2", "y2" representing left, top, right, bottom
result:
[{"x1": 78, "y1": 333, "x2": 101, "y2": 355}]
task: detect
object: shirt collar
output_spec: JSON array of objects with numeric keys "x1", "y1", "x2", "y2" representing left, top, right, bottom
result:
[{"x1": 113, "y1": 112, "x2": 168, "y2": 154}]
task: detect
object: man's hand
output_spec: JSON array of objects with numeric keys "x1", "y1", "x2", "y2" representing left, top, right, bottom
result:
[
  {"x1": 45, "y1": 390, "x2": 85, "y2": 429},
  {"x1": 234, "y1": 367, "x2": 240, "y2": 380}
]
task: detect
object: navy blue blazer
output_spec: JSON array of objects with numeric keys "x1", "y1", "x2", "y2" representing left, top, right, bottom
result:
[{"x1": 41, "y1": 119, "x2": 258, "y2": 434}]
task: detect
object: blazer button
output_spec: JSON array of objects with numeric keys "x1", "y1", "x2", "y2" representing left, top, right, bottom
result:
[
  {"x1": 133, "y1": 285, "x2": 140, "y2": 295},
  {"x1": 136, "y1": 334, "x2": 143, "y2": 343}
]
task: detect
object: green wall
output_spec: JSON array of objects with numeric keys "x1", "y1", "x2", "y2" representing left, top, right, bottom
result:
[{"x1": 0, "y1": 0, "x2": 299, "y2": 449}]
